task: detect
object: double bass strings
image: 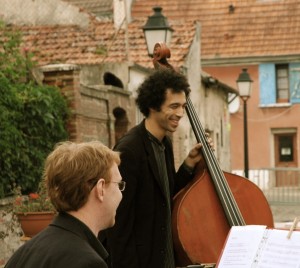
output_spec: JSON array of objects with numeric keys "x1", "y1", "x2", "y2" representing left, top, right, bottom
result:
[
  {"x1": 152, "y1": 45, "x2": 246, "y2": 227},
  {"x1": 186, "y1": 97, "x2": 246, "y2": 226}
]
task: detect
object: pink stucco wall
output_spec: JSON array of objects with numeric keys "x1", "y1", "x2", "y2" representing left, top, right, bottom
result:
[{"x1": 204, "y1": 65, "x2": 300, "y2": 171}]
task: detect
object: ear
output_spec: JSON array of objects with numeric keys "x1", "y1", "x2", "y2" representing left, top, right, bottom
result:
[{"x1": 95, "y1": 178, "x2": 105, "y2": 202}]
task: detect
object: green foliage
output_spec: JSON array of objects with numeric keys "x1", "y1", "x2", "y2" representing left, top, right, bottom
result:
[{"x1": 0, "y1": 23, "x2": 69, "y2": 197}]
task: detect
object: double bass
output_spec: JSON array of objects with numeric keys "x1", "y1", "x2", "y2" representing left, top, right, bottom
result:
[{"x1": 152, "y1": 43, "x2": 274, "y2": 266}]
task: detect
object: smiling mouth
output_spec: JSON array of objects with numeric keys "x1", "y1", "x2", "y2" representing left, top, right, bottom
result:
[{"x1": 170, "y1": 119, "x2": 179, "y2": 127}]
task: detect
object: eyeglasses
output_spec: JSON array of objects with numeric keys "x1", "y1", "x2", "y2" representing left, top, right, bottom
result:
[
  {"x1": 108, "y1": 181, "x2": 126, "y2": 192},
  {"x1": 89, "y1": 179, "x2": 126, "y2": 192}
]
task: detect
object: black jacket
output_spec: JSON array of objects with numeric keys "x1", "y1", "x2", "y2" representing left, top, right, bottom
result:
[
  {"x1": 105, "y1": 120, "x2": 193, "y2": 268},
  {"x1": 5, "y1": 212, "x2": 109, "y2": 268}
]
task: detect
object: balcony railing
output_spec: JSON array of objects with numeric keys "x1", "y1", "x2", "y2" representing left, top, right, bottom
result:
[{"x1": 232, "y1": 168, "x2": 300, "y2": 205}]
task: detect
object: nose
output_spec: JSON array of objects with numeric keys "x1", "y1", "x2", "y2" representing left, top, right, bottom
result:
[{"x1": 175, "y1": 106, "x2": 185, "y2": 117}]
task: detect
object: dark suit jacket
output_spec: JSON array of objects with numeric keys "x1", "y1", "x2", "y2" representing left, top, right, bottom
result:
[
  {"x1": 5, "y1": 212, "x2": 109, "y2": 268},
  {"x1": 105, "y1": 120, "x2": 193, "y2": 268}
]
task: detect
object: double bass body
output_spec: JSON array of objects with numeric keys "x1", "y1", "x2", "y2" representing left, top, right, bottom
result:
[{"x1": 172, "y1": 166, "x2": 274, "y2": 266}]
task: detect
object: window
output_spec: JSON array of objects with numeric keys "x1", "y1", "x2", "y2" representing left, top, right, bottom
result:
[
  {"x1": 259, "y1": 63, "x2": 300, "y2": 105},
  {"x1": 276, "y1": 64, "x2": 289, "y2": 103},
  {"x1": 273, "y1": 130, "x2": 298, "y2": 187},
  {"x1": 278, "y1": 135, "x2": 293, "y2": 162},
  {"x1": 273, "y1": 130, "x2": 297, "y2": 165}
]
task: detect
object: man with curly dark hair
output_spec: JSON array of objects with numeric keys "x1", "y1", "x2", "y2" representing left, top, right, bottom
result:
[{"x1": 105, "y1": 69, "x2": 206, "y2": 268}]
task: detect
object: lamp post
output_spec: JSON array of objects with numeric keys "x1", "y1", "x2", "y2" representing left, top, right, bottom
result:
[
  {"x1": 142, "y1": 6, "x2": 173, "y2": 57},
  {"x1": 236, "y1": 68, "x2": 253, "y2": 178}
]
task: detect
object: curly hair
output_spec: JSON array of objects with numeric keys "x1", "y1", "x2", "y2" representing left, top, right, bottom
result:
[{"x1": 136, "y1": 69, "x2": 190, "y2": 117}]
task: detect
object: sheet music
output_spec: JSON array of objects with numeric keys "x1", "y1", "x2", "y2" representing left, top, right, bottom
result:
[
  {"x1": 217, "y1": 225, "x2": 267, "y2": 268},
  {"x1": 255, "y1": 229, "x2": 300, "y2": 268},
  {"x1": 217, "y1": 226, "x2": 300, "y2": 268}
]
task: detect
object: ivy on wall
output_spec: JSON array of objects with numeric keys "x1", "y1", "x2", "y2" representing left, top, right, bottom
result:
[{"x1": 0, "y1": 22, "x2": 69, "y2": 197}]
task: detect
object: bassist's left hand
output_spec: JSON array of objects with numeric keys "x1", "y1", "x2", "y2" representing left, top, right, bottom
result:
[{"x1": 184, "y1": 134, "x2": 213, "y2": 169}]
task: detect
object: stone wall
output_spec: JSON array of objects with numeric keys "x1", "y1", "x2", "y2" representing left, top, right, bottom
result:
[
  {"x1": 0, "y1": 200, "x2": 24, "y2": 266},
  {"x1": 40, "y1": 64, "x2": 133, "y2": 148}
]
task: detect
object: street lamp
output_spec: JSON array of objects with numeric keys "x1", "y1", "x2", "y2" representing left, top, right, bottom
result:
[
  {"x1": 142, "y1": 6, "x2": 173, "y2": 57},
  {"x1": 236, "y1": 68, "x2": 253, "y2": 178}
]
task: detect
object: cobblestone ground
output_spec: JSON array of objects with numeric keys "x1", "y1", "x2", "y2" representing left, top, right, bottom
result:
[{"x1": 271, "y1": 205, "x2": 300, "y2": 226}]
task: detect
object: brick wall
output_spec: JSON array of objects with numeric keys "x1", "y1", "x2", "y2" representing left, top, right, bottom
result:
[{"x1": 40, "y1": 64, "x2": 133, "y2": 148}]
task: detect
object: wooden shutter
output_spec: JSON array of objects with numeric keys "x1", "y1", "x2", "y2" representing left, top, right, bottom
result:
[{"x1": 259, "y1": 64, "x2": 276, "y2": 105}]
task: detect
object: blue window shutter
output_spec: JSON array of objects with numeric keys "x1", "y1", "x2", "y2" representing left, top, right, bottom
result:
[
  {"x1": 259, "y1": 64, "x2": 276, "y2": 105},
  {"x1": 289, "y1": 63, "x2": 300, "y2": 104}
]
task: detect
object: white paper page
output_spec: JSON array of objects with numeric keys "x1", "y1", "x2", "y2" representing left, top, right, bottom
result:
[
  {"x1": 256, "y1": 229, "x2": 300, "y2": 268},
  {"x1": 217, "y1": 225, "x2": 267, "y2": 268}
]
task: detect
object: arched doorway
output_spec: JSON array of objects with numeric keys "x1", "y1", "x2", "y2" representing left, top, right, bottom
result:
[{"x1": 113, "y1": 107, "x2": 129, "y2": 143}]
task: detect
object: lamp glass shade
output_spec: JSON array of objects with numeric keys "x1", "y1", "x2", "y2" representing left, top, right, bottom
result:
[
  {"x1": 237, "y1": 81, "x2": 252, "y2": 98},
  {"x1": 144, "y1": 29, "x2": 172, "y2": 56},
  {"x1": 236, "y1": 68, "x2": 253, "y2": 100},
  {"x1": 142, "y1": 6, "x2": 173, "y2": 56}
]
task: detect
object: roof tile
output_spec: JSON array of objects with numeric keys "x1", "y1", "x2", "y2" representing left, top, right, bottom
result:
[
  {"x1": 5, "y1": 18, "x2": 196, "y2": 68},
  {"x1": 131, "y1": 0, "x2": 300, "y2": 60}
]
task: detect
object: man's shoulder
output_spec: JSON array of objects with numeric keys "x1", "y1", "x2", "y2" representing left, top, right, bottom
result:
[{"x1": 115, "y1": 123, "x2": 145, "y2": 148}]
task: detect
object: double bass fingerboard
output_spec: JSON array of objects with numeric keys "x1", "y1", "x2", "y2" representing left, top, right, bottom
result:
[{"x1": 186, "y1": 97, "x2": 246, "y2": 226}]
